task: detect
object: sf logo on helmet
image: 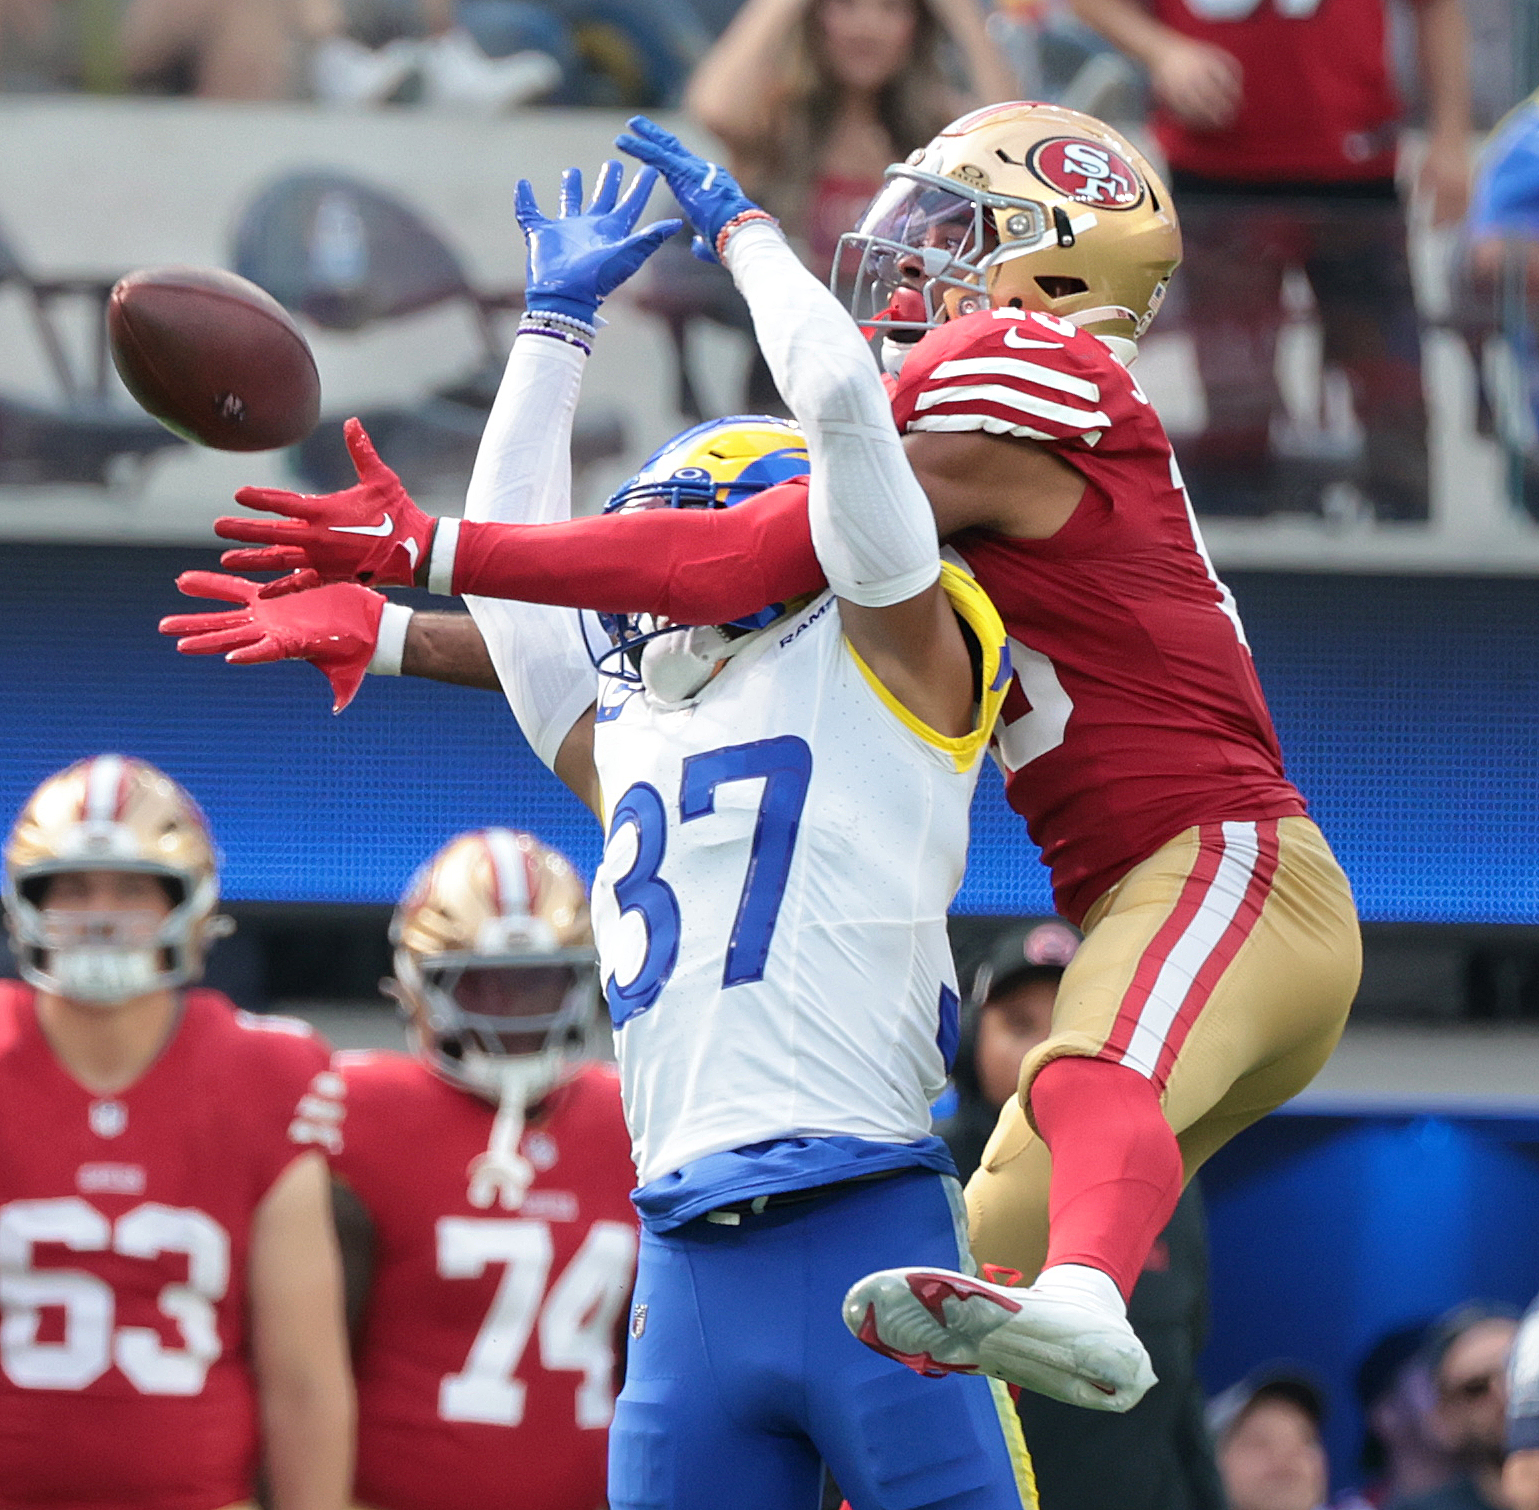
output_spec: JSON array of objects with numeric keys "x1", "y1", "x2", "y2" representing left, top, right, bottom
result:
[{"x1": 1028, "y1": 139, "x2": 1144, "y2": 209}]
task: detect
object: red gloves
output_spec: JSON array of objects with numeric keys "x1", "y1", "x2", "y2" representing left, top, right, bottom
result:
[
  {"x1": 215, "y1": 418, "x2": 435, "y2": 588},
  {"x1": 160, "y1": 570, "x2": 386, "y2": 714}
]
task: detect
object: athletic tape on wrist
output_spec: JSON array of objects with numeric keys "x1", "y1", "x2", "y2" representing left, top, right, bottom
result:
[
  {"x1": 428, "y1": 516, "x2": 461, "y2": 596},
  {"x1": 367, "y1": 602, "x2": 413, "y2": 676}
]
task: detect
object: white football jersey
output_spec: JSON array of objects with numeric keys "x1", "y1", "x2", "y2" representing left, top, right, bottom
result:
[{"x1": 590, "y1": 566, "x2": 1009, "y2": 1188}]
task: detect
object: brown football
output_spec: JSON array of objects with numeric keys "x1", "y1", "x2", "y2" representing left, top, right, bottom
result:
[{"x1": 108, "y1": 267, "x2": 321, "y2": 451}]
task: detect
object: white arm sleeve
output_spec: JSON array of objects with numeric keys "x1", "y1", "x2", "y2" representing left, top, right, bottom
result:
[
  {"x1": 722, "y1": 220, "x2": 939, "y2": 608},
  {"x1": 460, "y1": 334, "x2": 600, "y2": 770}
]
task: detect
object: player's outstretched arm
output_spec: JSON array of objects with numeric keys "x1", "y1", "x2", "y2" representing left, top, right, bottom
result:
[
  {"x1": 455, "y1": 162, "x2": 659, "y2": 774},
  {"x1": 248, "y1": 1151, "x2": 354, "y2": 1510},
  {"x1": 617, "y1": 116, "x2": 977, "y2": 737}
]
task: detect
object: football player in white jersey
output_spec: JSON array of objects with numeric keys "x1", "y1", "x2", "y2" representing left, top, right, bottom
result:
[{"x1": 167, "y1": 165, "x2": 1035, "y2": 1509}]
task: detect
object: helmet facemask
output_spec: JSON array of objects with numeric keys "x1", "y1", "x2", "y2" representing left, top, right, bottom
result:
[
  {"x1": 834, "y1": 168, "x2": 1054, "y2": 339},
  {"x1": 6, "y1": 863, "x2": 225, "y2": 1008}
]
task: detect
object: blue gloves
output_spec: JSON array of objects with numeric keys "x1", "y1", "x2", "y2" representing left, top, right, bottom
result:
[
  {"x1": 516, "y1": 160, "x2": 682, "y2": 325},
  {"x1": 615, "y1": 116, "x2": 766, "y2": 263}
]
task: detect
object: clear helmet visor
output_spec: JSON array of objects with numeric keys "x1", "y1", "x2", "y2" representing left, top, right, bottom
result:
[{"x1": 831, "y1": 171, "x2": 1049, "y2": 333}]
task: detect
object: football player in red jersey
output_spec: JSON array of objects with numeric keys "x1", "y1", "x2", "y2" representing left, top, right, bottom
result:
[
  {"x1": 174, "y1": 106, "x2": 1360, "y2": 1414},
  {"x1": 289, "y1": 828, "x2": 637, "y2": 1510},
  {"x1": 0, "y1": 754, "x2": 352, "y2": 1510}
]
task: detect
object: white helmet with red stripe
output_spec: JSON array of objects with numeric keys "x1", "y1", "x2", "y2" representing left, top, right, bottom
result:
[{"x1": 3, "y1": 755, "x2": 228, "y2": 1004}]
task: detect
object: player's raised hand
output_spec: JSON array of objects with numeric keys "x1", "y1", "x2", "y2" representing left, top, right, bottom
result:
[
  {"x1": 215, "y1": 418, "x2": 434, "y2": 588},
  {"x1": 160, "y1": 569, "x2": 386, "y2": 714},
  {"x1": 516, "y1": 160, "x2": 683, "y2": 323},
  {"x1": 614, "y1": 116, "x2": 768, "y2": 263}
]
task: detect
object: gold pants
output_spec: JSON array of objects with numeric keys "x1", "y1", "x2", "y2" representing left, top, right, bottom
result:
[{"x1": 967, "y1": 816, "x2": 1361, "y2": 1278}]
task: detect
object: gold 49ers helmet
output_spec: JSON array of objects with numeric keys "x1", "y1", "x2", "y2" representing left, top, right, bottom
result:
[
  {"x1": 3, "y1": 754, "x2": 228, "y2": 1005},
  {"x1": 388, "y1": 829, "x2": 601, "y2": 1210},
  {"x1": 388, "y1": 828, "x2": 600, "y2": 1105},
  {"x1": 833, "y1": 101, "x2": 1181, "y2": 350}
]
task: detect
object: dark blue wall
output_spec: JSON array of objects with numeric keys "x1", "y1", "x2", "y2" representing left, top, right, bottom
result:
[
  {"x1": 1201, "y1": 1108, "x2": 1539, "y2": 1492},
  {"x1": 2, "y1": 546, "x2": 1537, "y2": 920}
]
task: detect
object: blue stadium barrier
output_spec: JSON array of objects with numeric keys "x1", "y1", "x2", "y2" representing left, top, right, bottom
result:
[{"x1": 3, "y1": 545, "x2": 1538, "y2": 920}]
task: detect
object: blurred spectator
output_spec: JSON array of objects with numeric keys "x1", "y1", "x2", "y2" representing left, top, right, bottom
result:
[
  {"x1": 308, "y1": 0, "x2": 561, "y2": 108},
  {"x1": 1460, "y1": 89, "x2": 1539, "y2": 518},
  {"x1": 1069, "y1": 0, "x2": 1470, "y2": 522},
  {"x1": 938, "y1": 919, "x2": 1225, "y2": 1510},
  {"x1": 1504, "y1": 1294, "x2": 1539, "y2": 1510},
  {"x1": 1209, "y1": 1370, "x2": 1331, "y2": 1510},
  {"x1": 686, "y1": 0, "x2": 1017, "y2": 279},
  {"x1": 114, "y1": 0, "x2": 313, "y2": 97},
  {"x1": 1336, "y1": 1323, "x2": 1458, "y2": 1510},
  {"x1": 1389, "y1": 1304, "x2": 1520, "y2": 1510},
  {"x1": 314, "y1": 0, "x2": 712, "y2": 107}
]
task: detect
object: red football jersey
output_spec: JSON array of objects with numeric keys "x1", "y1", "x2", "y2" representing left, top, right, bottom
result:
[
  {"x1": 0, "y1": 981, "x2": 328, "y2": 1510},
  {"x1": 306, "y1": 1054, "x2": 637, "y2": 1510},
  {"x1": 892, "y1": 307, "x2": 1307, "y2": 924},
  {"x1": 1149, "y1": 0, "x2": 1401, "y2": 181}
]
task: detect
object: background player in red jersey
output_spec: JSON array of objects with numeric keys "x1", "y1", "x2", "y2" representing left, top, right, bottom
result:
[
  {"x1": 180, "y1": 106, "x2": 1360, "y2": 1415},
  {"x1": 287, "y1": 827, "x2": 637, "y2": 1510},
  {"x1": 0, "y1": 754, "x2": 352, "y2": 1510}
]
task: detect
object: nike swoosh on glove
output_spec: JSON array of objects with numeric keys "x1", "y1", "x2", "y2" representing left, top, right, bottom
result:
[
  {"x1": 215, "y1": 418, "x2": 435, "y2": 588},
  {"x1": 160, "y1": 569, "x2": 385, "y2": 713}
]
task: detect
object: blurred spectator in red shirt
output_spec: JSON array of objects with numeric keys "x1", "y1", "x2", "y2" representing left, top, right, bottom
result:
[{"x1": 1069, "y1": 0, "x2": 1471, "y2": 522}]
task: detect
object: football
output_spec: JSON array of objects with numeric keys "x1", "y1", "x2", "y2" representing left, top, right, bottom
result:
[{"x1": 107, "y1": 266, "x2": 321, "y2": 451}]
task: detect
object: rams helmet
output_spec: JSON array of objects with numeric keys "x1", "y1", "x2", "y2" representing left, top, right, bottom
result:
[{"x1": 597, "y1": 414, "x2": 810, "y2": 681}]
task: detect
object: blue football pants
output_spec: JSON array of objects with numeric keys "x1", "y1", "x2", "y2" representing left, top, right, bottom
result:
[{"x1": 609, "y1": 1169, "x2": 1036, "y2": 1510}]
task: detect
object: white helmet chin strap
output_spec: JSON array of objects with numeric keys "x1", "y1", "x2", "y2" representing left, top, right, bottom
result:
[{"x1": 464, "y1": 1056, "x2": 559, "y2": 1211}]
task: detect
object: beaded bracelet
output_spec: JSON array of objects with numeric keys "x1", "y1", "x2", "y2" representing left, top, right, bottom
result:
[
  {"x1": 518, "y1": 310, "x2": 596, "y2": 356},
  {"x1": 714, "y1": 209, "x2": 780, "y2": 262}
]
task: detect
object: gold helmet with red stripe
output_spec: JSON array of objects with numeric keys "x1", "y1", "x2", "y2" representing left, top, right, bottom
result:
[
  {"x1": 387, "y1": 828, "x2": 600, "y2": 1105},
  {"x1": 3, "y1": 755, "x2": 227, "y2": 1004},
  {"x1": 834, "y1": 101, "x2": 1181, "y2": 354}
]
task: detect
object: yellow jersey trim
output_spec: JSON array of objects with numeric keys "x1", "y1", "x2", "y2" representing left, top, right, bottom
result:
[
  {"x1": 844, "y1": 561, "x2": 1011, "y2": 773},
  {"x1": 988, "y1": 1375, "x2": 1041, "y2": 1509}
]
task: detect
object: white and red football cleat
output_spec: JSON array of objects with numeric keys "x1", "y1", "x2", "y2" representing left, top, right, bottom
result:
[{"x1": 841, "y1": 1263, "x2": 1157, "y2": 1412}]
